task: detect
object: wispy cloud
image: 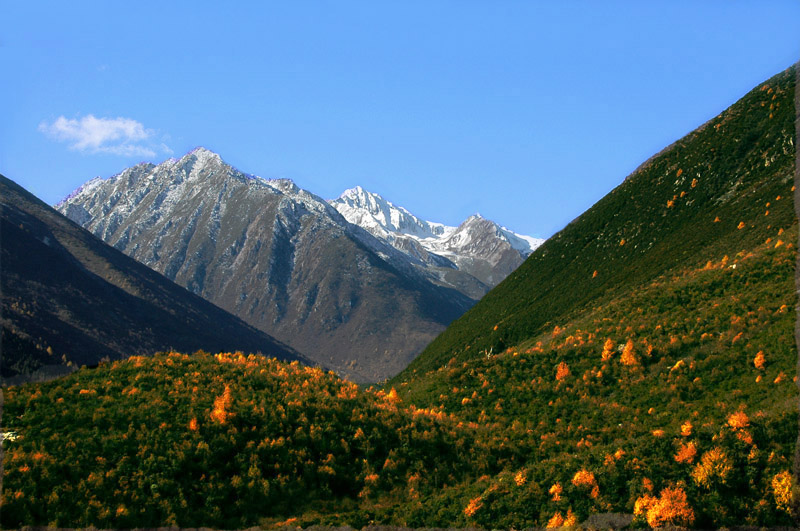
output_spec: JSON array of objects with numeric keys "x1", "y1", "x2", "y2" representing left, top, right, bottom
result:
[{"x1": 39, "y1": 115, "x2": 172, "y2": 157}]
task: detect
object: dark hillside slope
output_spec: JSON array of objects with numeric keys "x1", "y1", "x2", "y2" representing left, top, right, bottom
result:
[
  {"x1": 398, "y1": 66, "x2": 796, "y2": 380},
  {"x1": 1, "y1": 175, "x2": 305, "y2": 382}
]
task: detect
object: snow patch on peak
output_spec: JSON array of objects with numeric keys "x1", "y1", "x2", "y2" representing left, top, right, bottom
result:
[
  {"x1": 330, "y1": 185, "x2": 544, "y2": 285},
  {"x1": 331, "y1": 187, "x2": 445, "y2": 240},
  {"x1": 266, "y1": 178, "x2": 300, "y2": 195},
  {"x1": 188, "y1": 146, "x2": 220, "y2": 158},
  {"x1": 56, "y1": 176, "x2": 108, "y2": 207}
]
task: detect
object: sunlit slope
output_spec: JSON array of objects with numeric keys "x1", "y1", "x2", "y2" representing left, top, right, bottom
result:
[
  {"x1": 393, "y1": 223, "x2": 797, "y2": 527},
  {"x1": 1, "y1": 352, "x2": 502, "y2": 528},
  {"x1": 396, "y1": 66, "x2": 795, "y2": 382}
]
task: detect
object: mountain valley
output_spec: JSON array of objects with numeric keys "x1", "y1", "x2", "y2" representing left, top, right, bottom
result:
[{"x1": 1, "y1": 64, "x2": 798, "y2": 529}]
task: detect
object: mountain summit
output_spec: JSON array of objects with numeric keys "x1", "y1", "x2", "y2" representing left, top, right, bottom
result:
[
  {"x1": 330, "y1": 186, "x2": 543, "y2": 288},
  {"x1": 57, "y1": 150, "x2": 538, "y2": 381},
  {"x1": 1, "y1": 174, "x2": 304, "y2": 384}
]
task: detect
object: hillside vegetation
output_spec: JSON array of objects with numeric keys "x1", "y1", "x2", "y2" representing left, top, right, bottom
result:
[
  {"x1": 2, "y1": 66, "x2": 797, "y2": 528},
  {"x1": 1, "y1": 352, "x2": 511, "y2": 528},
  {"x1": 398, "y1": 66, "x2": 796, "y2": 378}
]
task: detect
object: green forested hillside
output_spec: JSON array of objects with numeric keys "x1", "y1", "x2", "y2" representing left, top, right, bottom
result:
[
  {"x1": 1, "y1": 352, "x2": 510, "y2": 528},
  {"x1": 396, "y1": 66, "x2": 796, "y2": 379},
  {"x1": 2, "y1": 66, "x2": 797, "y2": 529}
]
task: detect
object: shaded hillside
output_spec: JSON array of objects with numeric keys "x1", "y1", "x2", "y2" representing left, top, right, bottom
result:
[
  {"x1": 0, "y1": 175, "x2": 305, "y2": 383},
  {"x1": 56, "y1": 151, "x2": 475, "y2": 382},
  {"x1": 397, "y1": 65, "x2": 797, "y2": 380}
]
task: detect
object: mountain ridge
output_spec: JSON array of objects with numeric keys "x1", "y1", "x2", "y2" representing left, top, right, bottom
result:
[
  {"x1": 329, "y1": 185, "x2": 544, "y2": 288},
  {"x1": 57, "y1": 150, "x2": 503, "y2": 381},
  {"x1": 1, "y1": 174, "x2": 306, "y2": 384}
]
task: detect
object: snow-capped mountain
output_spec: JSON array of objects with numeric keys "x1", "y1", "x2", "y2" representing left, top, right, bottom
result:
[
  {"x1": 56, "y1": 148, "x2": 475, "y2": 382},
  {"x1": 56, "y1": 148, "x2": 544, "y2": 381},
  {"x1": 330, "y1": 186, "x2": 544, "y2": 287}
]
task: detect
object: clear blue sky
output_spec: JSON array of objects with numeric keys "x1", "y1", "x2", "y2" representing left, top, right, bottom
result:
[{"x1": 2, "y1": 1, "x2": 798, "y2": 238}]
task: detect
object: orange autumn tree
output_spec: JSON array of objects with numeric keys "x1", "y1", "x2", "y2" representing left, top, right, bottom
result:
[
  {"x1": 210, "y1": 385, "x2": 233, "y2": 425},
  {"x1": 754, "y1": 351, "x2": 766, "y2": 370},
  {"x1": 546, "y1": 509, "x2": 577, "y2": 528},
  {"x1": 601, "y1": 338, "x2": 615, "y2": 361},
  {"x1": 620, "y1": 339, "x2": 638, "y2": 366},
  {"x1": 571, "y1": 469, "x2": 599, "y2": 498},
  {"x1": 675, "y1": 442, "x2": 697, "y2": 464},
  {"x1": 555, "y1": 361, "x2": 570, "y2": 381},
  {"x1": 635, "y1": 486, "x2": 695, "y2": 528}
]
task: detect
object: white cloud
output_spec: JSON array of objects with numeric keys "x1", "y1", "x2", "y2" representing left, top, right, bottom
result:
[{"x1": 39, "y1": 115, "x2": 171, "y2": 157}]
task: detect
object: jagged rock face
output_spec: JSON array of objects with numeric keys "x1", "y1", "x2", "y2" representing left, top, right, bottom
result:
[
  {"x1": 57, "y1": 149, "x2": 476, "y2": 382},
  {"x1": 330, "y1": 186, "x2": 544, "y2": 289}
]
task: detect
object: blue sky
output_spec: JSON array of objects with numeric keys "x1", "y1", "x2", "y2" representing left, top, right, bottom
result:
[{"x1": 2, "y1": 2, "x2": 798, "y2": 239}]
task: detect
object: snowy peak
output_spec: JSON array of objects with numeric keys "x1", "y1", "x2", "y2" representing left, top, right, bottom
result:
[
  {"x1": 451, "y1": 215, "x2": 544, "y2": 257},
  {"x1": 332, "y1": 186, "x2": 444, "y2": 240},
  {"x1": 329, "y1": 186, "x2": 544, "y2": 288}
]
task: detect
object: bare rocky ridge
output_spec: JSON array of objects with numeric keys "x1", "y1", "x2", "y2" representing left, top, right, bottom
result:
[{"x1": 56, "y1": 149, "x2": 541, "y2": 381}]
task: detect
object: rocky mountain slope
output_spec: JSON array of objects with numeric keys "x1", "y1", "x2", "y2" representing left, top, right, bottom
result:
[
  {"x1": 57, "y1": 150, "x2": 494, "y2": 381},
  {"x1": 0, "y1": 175, "x2": 304, "y2": 385}
]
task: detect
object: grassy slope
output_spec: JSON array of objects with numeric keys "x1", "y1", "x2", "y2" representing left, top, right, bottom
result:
[
  {"x1": 385, "y1": 65, "x2": 798, "y2": 527},
  {"x1": 395, "y1": 66, "x2": 796, "y2": 382}
]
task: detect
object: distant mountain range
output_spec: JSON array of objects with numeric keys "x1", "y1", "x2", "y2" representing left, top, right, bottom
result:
[
  {"x1": 56, "y1": 149, "x2": 540, "y2": 381},
  {"x1": 330, "y1": 186, "x2": 542, "y2": 291},
  {"x1": 0, "y1": 175, "x2": 304, "y2": 385}
]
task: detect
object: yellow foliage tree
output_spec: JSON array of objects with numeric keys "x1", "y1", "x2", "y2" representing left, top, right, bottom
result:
[
  {"x1": 601, "y1": 339, "x2": 615, "y2": 361},
  {"x1": 692, "y1": 447, "x2": 732, "y2": 488},
  {"x1": 772, "y1": 470, "x2": 794, "y2": 514},
  {"x1": 620, "y1": 339, "x2": 638, "y2": 366},
  {"x1": 555, "y1": 361, "x2": 570, "y2": 381},
  {"x1": 754, "y1": 351, "x2": 766, "y2": 370},
  {"x1": 384, "y1": 387, "x2": 402, "y2": 404}
]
